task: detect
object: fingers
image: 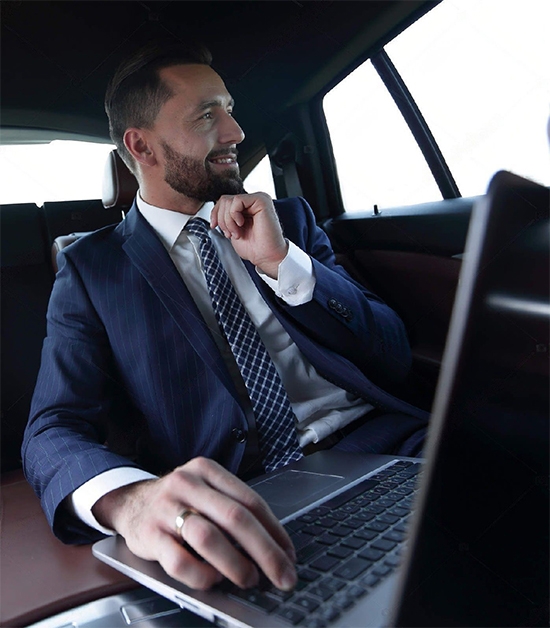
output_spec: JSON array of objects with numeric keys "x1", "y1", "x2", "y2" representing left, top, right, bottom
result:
[
  {"x1": 191, "y1": 493, "x2": 296, "y2": 590},
  {"x1": 210, "y1": 193, "x2": 288, "y2": 276},
  {"x1": 177, "y1": 510, "x2": 260, "y2": 589},
  {"x1": 158, "y1": 532, "x2": 224, "y2": 591},
  {"x1": 211, "y1": 194, "x2": 251, "y2": 240},
  {"x1": 211, "y1": 192, "x2": 273, "y2": 240},
  {"x1": 191, "y1": 458, "x2": 296, "y2": 563},
  {"x1": 115, "y1": 486, "x2": 230, "y2": 591},
  {"x1": 170, "y1": 458, "x2": 297, "y2": 591}
]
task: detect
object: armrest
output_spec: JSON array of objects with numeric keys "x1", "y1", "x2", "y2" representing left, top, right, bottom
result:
[{"x1": 0, "y1": 470, "x2": 137, "y2": 627}]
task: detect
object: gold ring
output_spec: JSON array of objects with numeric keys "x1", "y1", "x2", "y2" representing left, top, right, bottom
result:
[{"x1": 175, "y1": 508, "x2": 197, "y2": 536}]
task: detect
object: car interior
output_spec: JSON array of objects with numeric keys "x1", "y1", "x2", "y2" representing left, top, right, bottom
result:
[{"x1": 1, "y1": 1, "x2": 548, "y2": 626}]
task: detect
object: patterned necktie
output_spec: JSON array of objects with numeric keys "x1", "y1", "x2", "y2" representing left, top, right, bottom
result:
[{"x1": 185, "y1": 218, "x2": 303, "y2": 472}]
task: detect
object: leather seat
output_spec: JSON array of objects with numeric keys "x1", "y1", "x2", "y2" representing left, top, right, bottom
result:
[
  {"x1": 51, "y1": 151, "x2": 138, "y2": 273},
  {"x1": 102, "y1": 150, "x2": 139, "y2": 211},
  {"x1": 51, "y1": 232, "x2": 93, "y2": 272}
]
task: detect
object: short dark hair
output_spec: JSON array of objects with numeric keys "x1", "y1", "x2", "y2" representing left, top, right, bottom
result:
[{"x1": 105, "y1": 42, "x2": 212, "y2": 173}]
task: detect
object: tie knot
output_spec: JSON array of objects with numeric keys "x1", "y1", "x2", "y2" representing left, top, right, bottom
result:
[{"x1": 185, "y1": 217, "x2": 210, "y2": 240}]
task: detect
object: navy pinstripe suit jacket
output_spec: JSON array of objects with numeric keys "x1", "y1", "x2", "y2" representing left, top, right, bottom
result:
[{"x1": 22, "y1": 196, "x2": 427, "y2": 543}]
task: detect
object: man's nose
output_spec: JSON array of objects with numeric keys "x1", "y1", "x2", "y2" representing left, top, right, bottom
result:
[{"x1": 219, "y1": 112, "x2": 245, "y2": 145}]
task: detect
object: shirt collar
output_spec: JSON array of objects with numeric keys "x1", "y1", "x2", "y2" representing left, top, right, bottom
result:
[{"x1": 136, "y1": 194, "x2": 215, "y2": 252}]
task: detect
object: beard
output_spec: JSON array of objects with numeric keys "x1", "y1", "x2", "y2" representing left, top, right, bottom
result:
[{"x1": 161, "y1": 141, "x2": 244, "y2": 202}]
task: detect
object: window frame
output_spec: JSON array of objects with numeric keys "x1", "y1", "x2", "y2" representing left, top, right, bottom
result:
[
  {"x1": 314, "y1": 0, "x2": 549, "y2": 218},
  {"x1": 370, "y1": 49, "x2": 460, "y2": 200}
]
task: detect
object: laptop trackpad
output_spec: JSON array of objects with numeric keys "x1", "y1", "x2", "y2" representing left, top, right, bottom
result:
[{"x1": 251, "y1": 470, "x2": 344, "y2": 507}]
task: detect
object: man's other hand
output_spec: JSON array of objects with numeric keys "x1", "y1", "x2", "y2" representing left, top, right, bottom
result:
[
  {"x1": 211, "y1": 192, "x2": 289, "y2": 279},
  {"x1": 92, "y1": 457, "x2": 297, "y2": 591}
]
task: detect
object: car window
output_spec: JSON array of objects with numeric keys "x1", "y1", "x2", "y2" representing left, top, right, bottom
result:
[
  {"x1": 323, "y1": 61, "x2": 442, "y2": 212},
  {"x1": 324, "y1": 0, "x2": 550, "y2": 212},
  {"x1": 387, "y1": 0, "x2": 550, "y2": 197},
  {"x1": 243, "y1": 154, "x2": 277, "y2": 199},
  {"x1": 0, "y1": 140, "x2": 114, "y2": 206}
]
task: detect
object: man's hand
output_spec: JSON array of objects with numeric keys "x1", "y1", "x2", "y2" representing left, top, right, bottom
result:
[
  {"x1": 92, "y1": 458, "x2": 297, "y2": 591},
  {"x1": 210, "y1": 192, "x2": 288, "y2": 279}
]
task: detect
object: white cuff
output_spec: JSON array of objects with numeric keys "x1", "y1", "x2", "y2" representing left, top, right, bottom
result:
[
  {"x1": 69, "y1": 467, "x2": 157, "y2": 535},
  {"x1": 257, "y1": 240, "x2": 315, "y2": 306}
]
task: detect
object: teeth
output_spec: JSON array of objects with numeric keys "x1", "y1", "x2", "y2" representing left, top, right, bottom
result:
[{"x1": 212, "y1": 158, "x2": 233, "y2": 164}]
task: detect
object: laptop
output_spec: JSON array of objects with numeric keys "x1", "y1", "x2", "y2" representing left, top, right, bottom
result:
[{"x1": 93, "y1": 171, "x2": 549, "y2": 627}]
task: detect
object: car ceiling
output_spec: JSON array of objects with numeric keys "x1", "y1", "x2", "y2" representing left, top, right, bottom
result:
[{"x1": 1, "y1": 1, "x2": 434, "y2": 166}]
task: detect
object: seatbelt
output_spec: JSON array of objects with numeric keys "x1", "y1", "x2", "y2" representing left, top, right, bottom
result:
[{"x1": 271, "y1": 135, "x2": 303, "y2": 198}]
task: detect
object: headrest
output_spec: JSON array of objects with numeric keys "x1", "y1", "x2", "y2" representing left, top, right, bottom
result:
[
  {"x1": 51, "y1": 232, "x2": 91, "y2": 273},
  {"x1": 102, "y1": 150, "x2": 139, "y2": 210}
]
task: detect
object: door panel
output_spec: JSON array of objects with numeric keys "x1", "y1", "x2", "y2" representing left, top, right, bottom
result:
[{"x1": 324, "y1": 196, "x2": 476, "y2": 410}]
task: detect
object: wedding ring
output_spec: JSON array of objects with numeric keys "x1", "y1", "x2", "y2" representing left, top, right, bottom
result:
[{"x1": 175, "y1": 508, "x2": 198, "y2": 537}]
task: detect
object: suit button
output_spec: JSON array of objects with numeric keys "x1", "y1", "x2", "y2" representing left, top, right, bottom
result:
[{"x1": 232, "y1": 428, "x2": 247, "y2": 443}]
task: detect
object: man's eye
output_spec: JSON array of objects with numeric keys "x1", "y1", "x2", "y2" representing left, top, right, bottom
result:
[{"x1": 202, "y1": 112, "x2": 213, "y2": 120}]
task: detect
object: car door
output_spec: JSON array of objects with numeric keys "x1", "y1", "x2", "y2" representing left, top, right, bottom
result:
[{"x1": 254, "y1": 0, "x2": 550, "y2": 412}]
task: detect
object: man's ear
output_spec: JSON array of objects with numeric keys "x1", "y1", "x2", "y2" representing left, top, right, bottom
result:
[{"x1": 124, "y1": 128, "x2": 157, "y2": 167}]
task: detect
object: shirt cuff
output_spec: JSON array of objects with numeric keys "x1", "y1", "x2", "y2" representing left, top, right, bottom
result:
[
  {"x1": 69, "y1": 467, "x2": 157, "y2": 535},
  {"x1": 257, "y1": 240, "x2": 315, "y2": 305}
]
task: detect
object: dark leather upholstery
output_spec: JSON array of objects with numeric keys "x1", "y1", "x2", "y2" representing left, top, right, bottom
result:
[
  {"x1": 51, "y1": 232, "x2": 92, "y2": 273},
  {"x1": 0, "y1": 470, "x2": 136, "y2": 626},
  {"x1": 102, "y1": 150, "x2": 138, "y2": 211}
]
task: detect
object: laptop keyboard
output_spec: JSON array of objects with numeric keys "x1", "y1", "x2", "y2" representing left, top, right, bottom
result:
[{"x1": 223, "y1": 460, "x2": 422, "y2": 627}]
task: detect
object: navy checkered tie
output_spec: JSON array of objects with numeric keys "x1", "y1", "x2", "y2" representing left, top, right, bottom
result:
[{"x1": 186, "y1": 218, "x2": 303, "y2": 472}]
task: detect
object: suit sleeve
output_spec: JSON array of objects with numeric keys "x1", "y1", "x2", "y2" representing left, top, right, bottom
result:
[
  {"x1": 272, "y1": 197, "x2": 412, "y2": 387},
  {"x1": 21, "y1": 250, "x2": 140, "y2": 544}
]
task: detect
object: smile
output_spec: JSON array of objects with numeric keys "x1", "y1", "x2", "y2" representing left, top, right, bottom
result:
[{"x1": 209, "y1": 158, "x2": 235, "y2": 164}]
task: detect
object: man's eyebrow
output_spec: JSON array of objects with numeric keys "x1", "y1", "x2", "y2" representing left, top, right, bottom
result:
[{"x1": 195, "y1": 97, "x2": 235, "y2": 112}]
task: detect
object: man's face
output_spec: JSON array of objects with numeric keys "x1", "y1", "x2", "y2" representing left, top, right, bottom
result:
[
  {"x1": 161, "y1": 139, "x2": 244, "y2": 202},
  {"x1": 151, "y1": 64, "x2": 245, "y2": 202}
]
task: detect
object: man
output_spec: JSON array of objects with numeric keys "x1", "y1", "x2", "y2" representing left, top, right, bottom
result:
[{"x1": 22, "y1": 43, "x2": 427, "y2": 594}]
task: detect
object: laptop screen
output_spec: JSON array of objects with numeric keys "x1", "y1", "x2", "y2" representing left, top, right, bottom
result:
[{"x1": 393, "y1": 171, "x2": 549, "y2": 627}]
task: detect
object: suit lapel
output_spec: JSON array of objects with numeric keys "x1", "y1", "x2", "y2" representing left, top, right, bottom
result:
[{"x1": 121, "y1": 205, "x2": 238, "y2": 399}]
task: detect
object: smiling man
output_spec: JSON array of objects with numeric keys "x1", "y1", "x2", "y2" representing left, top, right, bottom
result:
[
  {"x1": 123, "y1": 62, "x2": 246, "y2": 208},
  {"x1": 23, "y1": 43, "x2": 428, "y2": 593}
]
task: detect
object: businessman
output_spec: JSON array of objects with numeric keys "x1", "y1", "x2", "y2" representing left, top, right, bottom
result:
[{"x1": 23, "y1": 43, "x2": 428, "y2": 593}]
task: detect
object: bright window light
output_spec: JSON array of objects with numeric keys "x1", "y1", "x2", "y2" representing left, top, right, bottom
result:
[
  {"x1": 324, "y1": 0, "x2": 550, "y2": 212},
  {"x1": 243, "y1": 154, "x2": 277, "y2": 199},
  {"x1": 0, "y1": 140, "x2": 114, "y2": 206},
  {"x1": 386, "y1": 0, "x2": 550, "y2": 196}
]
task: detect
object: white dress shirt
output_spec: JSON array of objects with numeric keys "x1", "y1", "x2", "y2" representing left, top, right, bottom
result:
[{"x1": 70, "y1": 197, "x2": 373, "y2": 533}]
